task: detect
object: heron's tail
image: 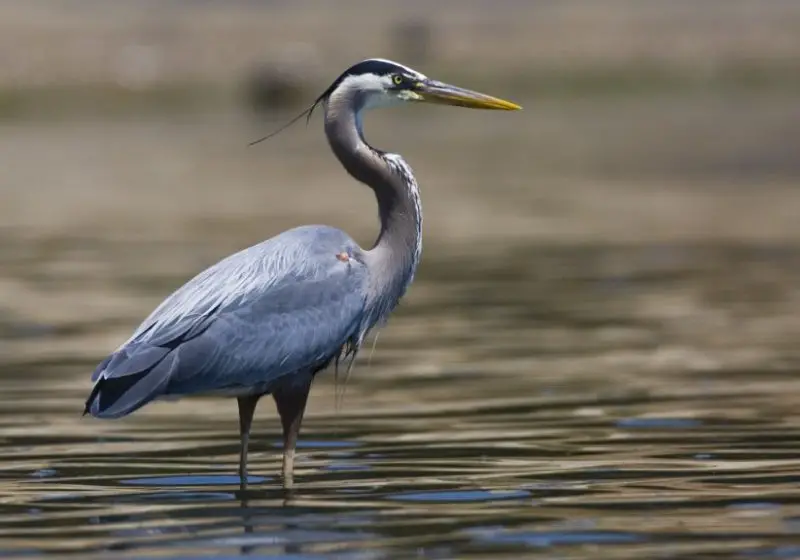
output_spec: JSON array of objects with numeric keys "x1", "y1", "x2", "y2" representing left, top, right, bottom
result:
[{"x1": 84, "y1": 345, "x2": 176, "y2": 419}]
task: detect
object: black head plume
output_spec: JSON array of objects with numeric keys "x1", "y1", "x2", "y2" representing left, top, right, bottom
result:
[
  {"x1": 248, "y1": 89, "x2": 327, "y2": 146},
  {"x1": 248, "y1": 59, "x2": 417, "y2": 146}
]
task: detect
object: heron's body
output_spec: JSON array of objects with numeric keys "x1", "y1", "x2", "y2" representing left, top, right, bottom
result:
[
  {"x1": 87, "y1": 226, "x2": 370, "y2": 409},
  {"x1": 84, "y1": 58, "x2": 519, "y2": 487}
]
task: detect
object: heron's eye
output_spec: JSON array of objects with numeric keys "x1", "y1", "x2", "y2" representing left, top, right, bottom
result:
[{"x1": 392, "y1": 74, "x2": 404, "y2": 86}]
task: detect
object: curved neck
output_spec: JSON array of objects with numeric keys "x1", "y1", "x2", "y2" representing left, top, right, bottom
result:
[{"x1": 323, "y1": 95, "x2": 423, "y2": 296}]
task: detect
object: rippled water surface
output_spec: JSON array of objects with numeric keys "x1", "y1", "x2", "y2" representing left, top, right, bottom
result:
[{"x1": 2, "y1": 238, "x2": 800, "y2": 559}]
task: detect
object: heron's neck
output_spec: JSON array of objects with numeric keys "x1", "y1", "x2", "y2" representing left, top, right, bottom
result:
[{"x1": 324, "y1": 99, "x2": 422, "y2": 303}]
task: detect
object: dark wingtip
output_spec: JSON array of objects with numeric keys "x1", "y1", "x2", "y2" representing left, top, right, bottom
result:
[
  {"x1": 84, "y1": 368, "x2": 157, "y2": 419},
  {"x1": 83, "y1": 382, "x2": 101, "y2": 417}
]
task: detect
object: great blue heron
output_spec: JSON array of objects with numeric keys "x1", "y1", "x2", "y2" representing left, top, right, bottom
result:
[{"x1": 84, "y1": 58, "x2": 520, "y2": 487}]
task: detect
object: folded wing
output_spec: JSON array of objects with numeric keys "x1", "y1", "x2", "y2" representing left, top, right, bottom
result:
[{"x1": 85, "y1": 226, "x2": 368, "y2": 418}]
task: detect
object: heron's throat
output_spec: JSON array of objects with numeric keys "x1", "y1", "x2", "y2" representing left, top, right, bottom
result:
[{"x1": 375, "y1": 153, "x2": 422, "y2": 257}]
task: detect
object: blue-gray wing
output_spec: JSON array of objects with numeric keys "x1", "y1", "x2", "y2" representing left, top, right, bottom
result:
[{"x1": 85, "y1": 225, "x2": 368, "y2": 419}]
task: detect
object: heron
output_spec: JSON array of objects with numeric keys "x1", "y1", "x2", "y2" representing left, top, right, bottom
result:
[{"x1": 84, "y1": 58, "x2": 520, "y2": 487}]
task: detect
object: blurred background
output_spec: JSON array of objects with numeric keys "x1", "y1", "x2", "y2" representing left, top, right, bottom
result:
[
  {"x1": 2, "y1": 0, "x2": 800, "y2": 361},
  {"x1": 2, "y1": 1, "x2": 800, "y2": 557}
]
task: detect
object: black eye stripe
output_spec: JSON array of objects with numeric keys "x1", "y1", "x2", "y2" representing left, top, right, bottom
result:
[{"x1": 391, "y1": 74, "x2": 417, "y2": 89}]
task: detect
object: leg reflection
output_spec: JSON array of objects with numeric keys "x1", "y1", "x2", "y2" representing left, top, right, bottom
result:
[{"x1": 235, "y1": 483, "x2": 302, "y2": 555}]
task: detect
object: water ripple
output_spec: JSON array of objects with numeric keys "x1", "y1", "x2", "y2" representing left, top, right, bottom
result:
[{"x1": 2, "y1": 244, "x2": 800, "y2": 557}]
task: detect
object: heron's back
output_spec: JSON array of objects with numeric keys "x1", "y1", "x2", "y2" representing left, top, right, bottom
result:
[{"x1": 86, "y1": 225, "x2": 370, "y2": 418}]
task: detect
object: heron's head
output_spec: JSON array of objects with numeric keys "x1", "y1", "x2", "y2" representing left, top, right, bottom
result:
[
  {"x1": 249, "y1": 58, "x2": 520, "y2": 145},
  {"x1": 322, "y1": 58, "x2": 522, "y2": 112}
]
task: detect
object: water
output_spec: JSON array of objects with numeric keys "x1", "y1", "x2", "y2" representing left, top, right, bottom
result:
[{"x1": 2, "y1": 238, "x2": 800, "y2": 559}]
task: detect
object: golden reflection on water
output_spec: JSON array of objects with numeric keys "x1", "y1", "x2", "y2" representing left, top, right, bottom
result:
[
  {"x1": 1, "y1": 104, "x2": 800, "y2": 557},
  {"x1": 2, "y1": 227, "x2": 800, "y2": 557}
]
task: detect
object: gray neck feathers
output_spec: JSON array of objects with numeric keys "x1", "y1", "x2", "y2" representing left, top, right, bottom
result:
[{"x1": 323, "y1": 89, "x2": 423, "y2": 323}]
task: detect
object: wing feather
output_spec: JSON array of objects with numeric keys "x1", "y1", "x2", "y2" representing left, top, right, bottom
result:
[{"x1": 85, "y1": 226, "x2": 368, "y2": 418}]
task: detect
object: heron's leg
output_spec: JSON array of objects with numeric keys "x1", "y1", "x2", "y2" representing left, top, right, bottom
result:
[
  {"x1": 237, "y1": 394, "x2": 262, "y2": 488},
  {"x1": 272, "y1": 383, "x2": 311, "y2": 489}
]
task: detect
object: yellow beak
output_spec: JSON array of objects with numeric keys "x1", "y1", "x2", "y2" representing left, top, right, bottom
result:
[{"x1": 415, "y1": 79, "x2": 522, "y2": 111}]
